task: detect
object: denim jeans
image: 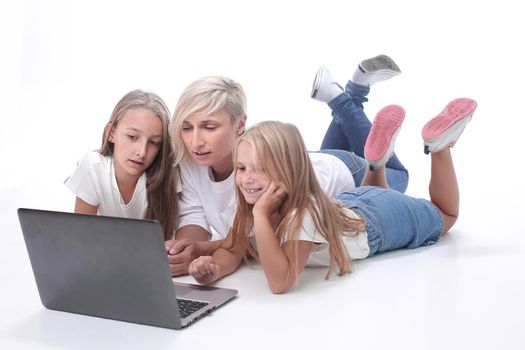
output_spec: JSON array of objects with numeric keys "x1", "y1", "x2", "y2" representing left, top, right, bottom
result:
[
  {"x1": 336, "y1": 186, "x2": 443, "y2": 256},
  {"x1": 319, "y1": 81, "x2": 409, "y2": 192}
]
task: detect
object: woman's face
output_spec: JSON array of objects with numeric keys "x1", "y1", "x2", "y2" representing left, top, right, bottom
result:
[
  {"x1": 181, "y1": 107, "x2": 245, "y2": 179},
  {"x1": 235, "y1": 140, "x2": 271, "y2": 205}
]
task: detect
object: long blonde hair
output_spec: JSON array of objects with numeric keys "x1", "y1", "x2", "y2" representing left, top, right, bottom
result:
[
  {"x1": 231, "y1": 121, "x2": 364, "y2": 279},
  {"x1": 170, "y1": 76, "x2": 247, "y2": 166},
  {"x1": 100, "y1": 89, "x2": 180, "y2": 240}
]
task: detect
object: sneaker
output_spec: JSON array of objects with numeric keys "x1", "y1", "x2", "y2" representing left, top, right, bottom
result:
[
  {"x1": 353, "y1": 54, "x2": 401, "y2": 86},
  {"x1": 422, "y1": 98, "x2": 477, "y2": 154},
  {"x1": 364, "y1": 105, "x2": 406, "y2": 171},
  {"x1": 311, "y1": 66, "x2": 344, "y2": 103}
]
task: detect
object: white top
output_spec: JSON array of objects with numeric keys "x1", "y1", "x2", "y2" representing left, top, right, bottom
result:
[
  {"x1": 290, "y1": 209, "x2": 370, "y2": 266},
  {"x1": 177, "y1": 152, "x2": 355, "y2": 240},
  {"x1": 64, "y1": 151, "x2": 148, "y2": 219}
]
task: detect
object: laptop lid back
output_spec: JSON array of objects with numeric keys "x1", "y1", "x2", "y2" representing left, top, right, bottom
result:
[{"x1": 18, "y1": 208, "x2": 183, "y2": 329}]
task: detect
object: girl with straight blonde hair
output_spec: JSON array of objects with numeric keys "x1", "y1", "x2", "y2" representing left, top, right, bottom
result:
[
  {"x1": 65, "y1": 89, "x2": 180, "y2": 240},
  {"x1": 188, "y1": 98, "x2": 477, "y2": 293}
]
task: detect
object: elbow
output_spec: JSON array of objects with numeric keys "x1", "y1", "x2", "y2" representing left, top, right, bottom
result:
[{"x1": 268, "y1": 280, "x2": 292, "y2": 294}]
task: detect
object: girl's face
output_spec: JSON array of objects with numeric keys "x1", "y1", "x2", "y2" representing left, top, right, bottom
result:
[
  {"x1": 181, "y1": 107, "x2": 245, "y2": 176},
  {"x1": 235, "y1": 140, "x2": 271, "y2": 205},
  {"x1": 109, "y1": 108, "x2": 163, "y2": 182}
]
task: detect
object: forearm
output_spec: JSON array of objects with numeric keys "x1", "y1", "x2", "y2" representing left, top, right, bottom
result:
[
  {"x1": 254, "y1": 217, "x2": 297, "y2": 293},
  {"x1": 195, "y1": 239, "x2": 224, "y2": 257},
  {"x1": 211, "y1": 248, "x2": 242, "y2": 281},
  {"x1": 191, "y1": 247, "x2": 242, "y2": 285}
]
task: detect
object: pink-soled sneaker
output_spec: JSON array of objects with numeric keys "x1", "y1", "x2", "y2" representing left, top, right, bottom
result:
[
  {"x1": 422, "y1": 98, "x2": 477, "y2": 154},
  {"x1": 364, "y1": 105, "x2": 406, "y2": 171}
]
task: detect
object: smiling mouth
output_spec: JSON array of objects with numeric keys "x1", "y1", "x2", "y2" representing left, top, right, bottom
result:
[{"x1": 244, "y1": 188, "x2": 262, "y2": 194}]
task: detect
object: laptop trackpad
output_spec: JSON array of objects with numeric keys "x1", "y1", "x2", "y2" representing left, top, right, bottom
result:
[{"x1": 173, "y1": 282, "x2": 236, "y2": 305}]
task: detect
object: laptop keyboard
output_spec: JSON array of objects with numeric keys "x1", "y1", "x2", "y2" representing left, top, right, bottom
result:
[{"x1": 177, "y1": 298, "x2": 209, "y2": 318}]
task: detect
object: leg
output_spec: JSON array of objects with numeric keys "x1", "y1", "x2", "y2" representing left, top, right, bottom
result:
[
  {"x1": 422, "y1": 98, "x2": 478, "y2": 233},
  {"x1": 428, "y1": 148, "x2": 459, "y2": 233},
  {"x1": 362, "y1": 105, "x2": 406, "y2": 190},
  {"x1": 361, "y1": 165, "x2": 389, "y2": 189},
  {"x1": 312, "y1": 60, "x2": 409, "y2": 192}
]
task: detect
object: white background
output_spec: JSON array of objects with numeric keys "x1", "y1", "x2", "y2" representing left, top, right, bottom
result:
[{"x1": 1, "y1": 1, "x2": 525, "y2": 349}]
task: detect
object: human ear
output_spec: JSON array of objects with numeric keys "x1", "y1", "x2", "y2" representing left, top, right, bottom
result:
[
  {"x1": 237, "y1": 114, "x2": 247, "y2": 136},
  {"x1": 104, "y1": 123, "x2": 114, "y2": 142}
]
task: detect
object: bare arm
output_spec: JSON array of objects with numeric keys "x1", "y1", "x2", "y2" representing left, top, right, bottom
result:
[
  {"x1": 175, "y1": 224, "x2": 210, "y2": 241},
  {"x1": 254, "y1": 214, "x2": 313, "y2": 294},
  {"x1": 252, "y1": 182, "x2": 313, "y2": 294},
  {"x1": 188, "y1": 230, "x2": 243, "y2": 285},
  {"x1": 74, "y1": 197, "x2": 98, "y2": 215},
  {"x1": 165, "y1": 225, "x2": 223, "y2": 276}
]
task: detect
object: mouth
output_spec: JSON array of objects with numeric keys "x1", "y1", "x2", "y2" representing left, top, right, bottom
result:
[
  {"x1": 192, "y1": 151, "x2": 211, "y2": 159},
  {"x1": 128, "y1": 159, "x2": 145, "y2": 167},
  {"x1": 243, "y1": 187, "x2": 263, "y2": 195}
]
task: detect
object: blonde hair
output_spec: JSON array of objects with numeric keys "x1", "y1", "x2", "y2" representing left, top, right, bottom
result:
[
  {"x1": 231, "y1": 121, "x2": 365, "y2": 279},
  {"x1": 170, "y1": 76, "x2": 247, "y2": 165},
  {"x1": 100, "y1": 89, "x2": 180, "y2": 240}
]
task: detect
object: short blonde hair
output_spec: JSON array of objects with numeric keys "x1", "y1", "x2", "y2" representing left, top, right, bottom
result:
[{"x1": 171, "y1": 76, "x2": 247, "y2": 165}]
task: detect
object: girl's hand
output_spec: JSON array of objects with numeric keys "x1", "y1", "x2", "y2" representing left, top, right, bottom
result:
[
  {"x1": 252, "y1": 182, "x2": 287, "y2": 218},
  {"x1": 188, "y1": 256, "x2": 221, "y2": 285}
]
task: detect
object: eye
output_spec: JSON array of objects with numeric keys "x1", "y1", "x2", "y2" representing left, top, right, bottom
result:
[
  {"x1": 150, "y1": 139, "x2": 161, "y2": 147},
  {"x1": 127, "y1": 134, "x2": 138, "y2": 140},
  {"x1": 236, "y1": 165, "x2": 246, "y2": 172},
  {"x1": 181, "y1": 125, "x2": 193, "y2": 131},
  {"x1": 204, "y1": 125, "x2": 217, "y2": 131}
]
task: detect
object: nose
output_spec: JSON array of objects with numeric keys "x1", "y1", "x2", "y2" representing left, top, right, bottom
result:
[
  {"x1": 242, "y1": 170, "x2": 254, "y2": 183},
  {"x1": 191, "y1": 129, "x2": 205, "y2": 148},
  {"x1": 135, "y1": 139, "x2": 148, "y2": 158}
]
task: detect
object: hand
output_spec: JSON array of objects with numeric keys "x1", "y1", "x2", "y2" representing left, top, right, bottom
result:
[
  {"x1": 252, "y1": 182, "x2": 287, "y2": 218},
  {"x1": 188, "y1": 256, "x2": 221, "y2": 285},
  {"x1": 165, "y1": 238, "x2": 197, "y2": 276}
]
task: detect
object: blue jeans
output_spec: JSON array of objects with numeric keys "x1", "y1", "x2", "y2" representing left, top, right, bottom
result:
[
  {"x1": 336, "y1": 186, "x2": 443, "y2": 256},
  {"x1": 320, "y1": 81, "x2": 409, "y2": 192}
]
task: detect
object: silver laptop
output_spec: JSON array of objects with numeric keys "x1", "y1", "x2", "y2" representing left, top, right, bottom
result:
[{"x1": 17, "y1": 208, "x2": 237, "y2": 330}]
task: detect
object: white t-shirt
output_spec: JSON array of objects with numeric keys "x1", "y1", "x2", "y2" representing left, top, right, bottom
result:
[
  {"x1": 177, "y1": 152, "x2": 355, "y2": 240},
  {"x1": 64, "y1": 151, "x2": 148, "y2": 219},
  {"x1": 291, "y1": 209, "x2": 370, "y2": 266},
  {"x1": 249, "y1": 209, "x2": 369, "y2": 266}
]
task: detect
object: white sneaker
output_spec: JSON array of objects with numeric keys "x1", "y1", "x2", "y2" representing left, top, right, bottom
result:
[
  {"x1": 353, "y1": 54, "x2": 401, "y2": 86},
  {"x1": 311, "y1": 66, "x2": 343, "y2": 103},
  {"x1": 422, "y1": 98, "x2": 478, "y2": 154}
]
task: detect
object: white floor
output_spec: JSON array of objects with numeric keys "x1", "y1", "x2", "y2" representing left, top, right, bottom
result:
[{"x1": 1, "y1": 1, "x2": 525, "y2": 349}]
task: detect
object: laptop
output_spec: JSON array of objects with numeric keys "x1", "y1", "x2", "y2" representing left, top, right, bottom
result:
[{"x1": 17, "y1": 208, "x2": 238, "y2": 330}]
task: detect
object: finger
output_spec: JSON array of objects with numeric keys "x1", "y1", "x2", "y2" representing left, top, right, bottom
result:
[
  {"x1": 165, "y1": 239, "x2": 176, "y2": 252},
  {"x1": 169, "y1": 261, "x2": 189, "y2": 276},
  {"x1": 188, "y1": 262, "x2": 202, "y2": 278},
  {"x1": 274, "y1": 186, "x2": 287, "y2": 197},
  {"x1": 197, "y1": 260, "x2": 210, "y2": 276},
  {"x1": 209, "y1": 263, "x2": 219, "y2": 275},
  {"x1": 167, "y1": 252, "x2": 191, "y2": 264},
  {"x1": 168, "y1": 239, "x2": 190, "y2": 255},
  {"x1": 268, "y1": 182, "x2": 278, "y2": 193}
]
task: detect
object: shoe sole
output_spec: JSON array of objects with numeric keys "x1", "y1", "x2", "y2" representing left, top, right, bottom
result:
[
  {"x1": 311, "y1": 67, "x2": 324, "y2": 99},
  {"x1": 365, "y1": 105, "x2": 405, "y2": 170},
  {"x1": 422, "y1": 98, "x2": 477, "y2": 154},
  {"x1": 359, "y1": 54, "x2": 401, "y2": 74}
]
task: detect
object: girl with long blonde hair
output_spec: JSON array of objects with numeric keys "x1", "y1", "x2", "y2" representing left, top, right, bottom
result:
[
  {"x1": 188, "y1": 98, "x2": 477, "y2": 293},
  {"x1": 65, "y1": 89, "x2": 180, "y2": 240}
]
